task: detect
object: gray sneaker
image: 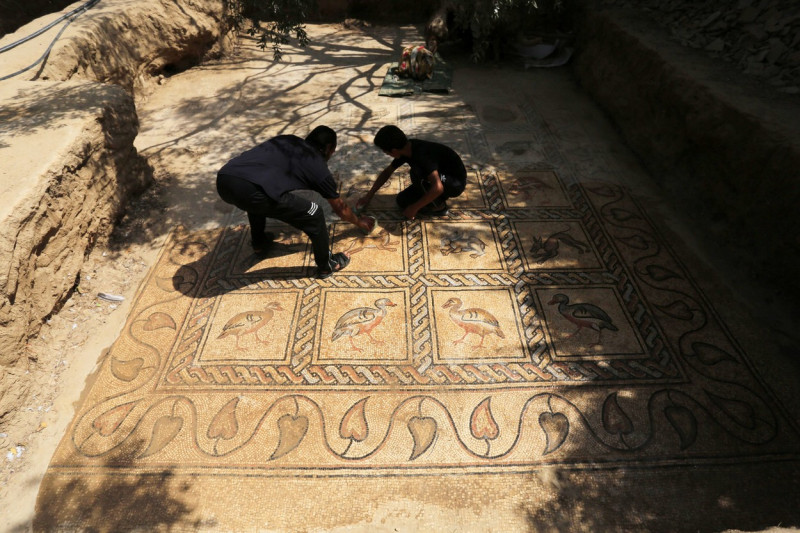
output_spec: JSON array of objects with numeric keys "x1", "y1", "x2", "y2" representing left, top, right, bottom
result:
[{"x1": 420, "y1": 201, "x2": 449, "y2": 217}]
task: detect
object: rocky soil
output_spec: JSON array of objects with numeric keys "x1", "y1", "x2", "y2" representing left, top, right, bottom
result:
[
  {"x1": 603, "y1": 0, "x2": 800, "y2": 94},
  {"x1": 576, "y1": 0, "x2": 800, "y2": 308}
]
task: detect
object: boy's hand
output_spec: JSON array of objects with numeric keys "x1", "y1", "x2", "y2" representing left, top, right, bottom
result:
[
  {"x1": 355, "y1": 196, "x2": 371, "y2": 211},
  {"x1": 402, "y1": 205, "x2": 419, "y2": 220}
]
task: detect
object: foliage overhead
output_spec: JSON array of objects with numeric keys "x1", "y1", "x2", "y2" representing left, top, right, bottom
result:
[
  {"x1": 226, "y1": 0, "x2": 314, "y2": 61},
  {"x1": 449, "y1": 0, "x2": 573, "y2": 62},
  {"x1": 225, "y1": 0, "x2": 573, "y2": 62}
]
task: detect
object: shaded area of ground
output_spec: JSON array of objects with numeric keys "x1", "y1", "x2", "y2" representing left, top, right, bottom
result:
[
  {"x1": 0, "y1": 0, "x2": 74, "y2": 36},
  {"x1": 2, "y1": 13, "x2": 799, "y2": 533}
]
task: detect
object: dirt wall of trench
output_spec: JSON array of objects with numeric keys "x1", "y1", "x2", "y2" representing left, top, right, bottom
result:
[
  {"x1": 31, "y1": 0, "x2": 234, "y2": 95},
  {"x1": 0, "y1": 80, "x2": 152, "y2": 421},
  {"x1": 0, "y1": 0, "x2": 232, "y2": 423},
  {"x1": 572, "y1": 4, "x2": 800, "y2": 302}
]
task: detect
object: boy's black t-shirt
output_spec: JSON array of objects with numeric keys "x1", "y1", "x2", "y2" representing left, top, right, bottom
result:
[
  {"x1": 390, "y1": 139, "x2": 467, "y2": 187},
  {"x1": 218, "y1": 135, "x2": 339, "y2": 201}
]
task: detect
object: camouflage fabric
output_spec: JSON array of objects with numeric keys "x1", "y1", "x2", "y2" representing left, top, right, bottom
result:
[{"x1": 394, "y1": 45, "x2": 436, "y2": 81}]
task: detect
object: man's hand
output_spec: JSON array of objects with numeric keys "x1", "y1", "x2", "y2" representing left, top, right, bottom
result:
[
  {"x1": 328, "y1": 198, "x2": 376, "y2": 232},
  {"x1": 357, "y1": 215, "x2": 376, "y2": 233}
]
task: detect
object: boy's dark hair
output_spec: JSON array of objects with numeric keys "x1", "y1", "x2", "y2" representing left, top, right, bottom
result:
[
  {"x1": 305, "y1": 125, "x2": 337, "y2": 153},
  {"x1": 374, "y1": 125, "x2": 408, "y2": 151}
]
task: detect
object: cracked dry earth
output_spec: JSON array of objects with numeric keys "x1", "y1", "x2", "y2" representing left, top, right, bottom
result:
[{"x1": 2, "y1": 22, "x2": 800, "y2": 532}]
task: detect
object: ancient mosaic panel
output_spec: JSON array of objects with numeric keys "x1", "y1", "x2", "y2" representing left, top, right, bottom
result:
[{"x1": 43, "y1": 99, "x2": 798, "y2": 483}]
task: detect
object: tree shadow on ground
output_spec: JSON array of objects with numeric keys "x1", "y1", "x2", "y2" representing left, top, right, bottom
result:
[
  {"x1": 94, "y1": 22, "x2": 477, "y2": 268},
  {"x1": 521, "y1": 460, "x2": 800, "y2": 532},
  {"x1": 21, "y1": 438, "x2": 210, "y2": 532},
  {"x1": 103, "y1": 26, "x2": 432, "y2": 258}
]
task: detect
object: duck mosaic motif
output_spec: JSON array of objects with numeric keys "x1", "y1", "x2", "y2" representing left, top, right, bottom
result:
[
  {"x1": 40, "y1": 170, "x2": 798, "y2": 478},
  {"x1": 37, "y1": 91, "x2": 799, "y2": 524}
]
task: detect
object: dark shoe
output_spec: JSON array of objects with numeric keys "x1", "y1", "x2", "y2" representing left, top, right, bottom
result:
[
  {"x1": 419, "y1": 201, "x2": 449, "y2": 217},
  {"x1": 251, "y1": 231, "x2": 275, "y2": 254},
  {"x1": 317, "y1": 252, "x2": 350, "y2": 279}
]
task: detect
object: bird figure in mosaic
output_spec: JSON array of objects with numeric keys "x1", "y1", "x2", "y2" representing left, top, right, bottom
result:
[
  {"x1": 218, "y1": 302, "x2": 284, "y2": 350},
  {"x1": 442, "y1": 297, "x2": 505, "y2": 347},
  {"x1": 331, "y1": 298, "x2": 397, "y2": 352},
  {"x1": 548, "y1": 293, "x2": 618, "y2": 346}
]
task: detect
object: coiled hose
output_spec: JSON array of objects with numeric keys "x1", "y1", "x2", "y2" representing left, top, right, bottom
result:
[{"x1": 0, "y1": 0, "x2": 101, "y2": 81}]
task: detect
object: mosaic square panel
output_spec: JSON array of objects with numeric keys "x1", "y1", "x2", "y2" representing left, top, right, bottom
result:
[
  {"x1": 512, "y1": 220, "x2": 602, "y2": 271},
  {"x1": 474, "y1": 102, "x2": 529, "y2": 129},
  {"x1": 316, "y1": 288, "x2": 411, "y2": 363},
  {"x1": 430, "y1": 287, "x2": 528, "y2": 362},
  {"x1": 200, "y1": 291, "x2": 301, "y2": 362},
  {"x1": 422, "y1": 220, "x2": 506, "y2": 273},
  {"x1": 228, "y1": 224, "x2": 311, "y2": 277},
  {"x1": 496, "y1": 168, "x2": 571, "y2": 208},
  {"x1": 332, "y1": 221, "x2": 407, "y2": 274},
  {"x1": 339, "y1": 172, "x2": 409, "y2": 211},
  {"x1": 485, "y1": 133, "x2": 547, "y2": 163},
  {"x1": 535, "y1": 287, "x2": 647, "y2": 360}
]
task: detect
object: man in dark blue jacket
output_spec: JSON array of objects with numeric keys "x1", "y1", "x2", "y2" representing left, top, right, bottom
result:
[{"x1": 217, "y1": 126, "x2": 373, "y2": 278}]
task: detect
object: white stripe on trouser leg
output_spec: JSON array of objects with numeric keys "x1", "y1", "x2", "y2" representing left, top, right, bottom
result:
[{"x1": 307, "y1": 202, "x2": 318, "y2": 216}]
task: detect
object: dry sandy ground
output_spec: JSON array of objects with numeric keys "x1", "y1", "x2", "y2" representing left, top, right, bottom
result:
[
  {"x1": 0, "y1": 183, "x2": 167, "y2": 530},
  {"x1": 2, "y1": 21, "x2": 799, "y2": 532},
  {"x1": 0, "y1": 23, "x2": 420, "y2": 530}
]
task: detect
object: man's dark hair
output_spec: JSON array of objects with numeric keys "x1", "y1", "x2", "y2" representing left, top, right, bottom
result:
[
  {"x1": 374, "y1": 125, "x2": 408, "y2": 151},
  {"x1": 305, "y1": 125, "x2": 337, "y2": 153}
]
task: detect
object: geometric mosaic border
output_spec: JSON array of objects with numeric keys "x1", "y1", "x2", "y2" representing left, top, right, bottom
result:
[
  {"x1": 49, "y1": 176, "x2": 799, "y2": 475},
  {"x1": 45, "y1": 96, "x2": 800, "y2": 476}
]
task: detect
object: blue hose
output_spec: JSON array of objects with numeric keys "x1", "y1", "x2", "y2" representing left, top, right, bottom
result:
[{"x1": 0, "y1": 0, "x2": 101, "y2": 81}]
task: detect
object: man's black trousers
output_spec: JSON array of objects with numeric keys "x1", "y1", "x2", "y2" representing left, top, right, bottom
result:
[{"x1": 216, "y1": 173, "x2": 331, "y2": 269}]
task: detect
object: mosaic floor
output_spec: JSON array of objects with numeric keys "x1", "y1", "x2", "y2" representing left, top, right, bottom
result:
[{"x1": 33, "y1": 27, "x2": 799, "y2": 531}]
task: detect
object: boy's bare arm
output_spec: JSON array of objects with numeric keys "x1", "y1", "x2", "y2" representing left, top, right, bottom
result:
[
  {"x1": 357, "y1": 165, "x2": 395, "y2": 209},
  {"x1": 404, "y1": 171, "x2": 444, "y2": 220}
]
